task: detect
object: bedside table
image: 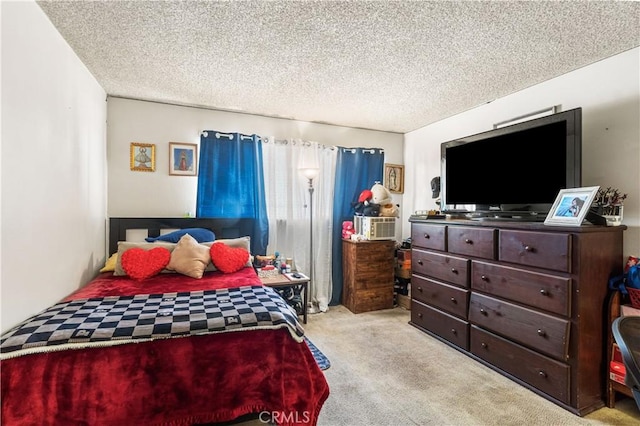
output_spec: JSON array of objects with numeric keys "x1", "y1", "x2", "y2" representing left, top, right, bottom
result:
[
  {"x1": 342, "y1": 239, "x2": 395, "y2": 313},
  {"x1": 260, "y1": 273, "x2": 309, "y2": 324}
]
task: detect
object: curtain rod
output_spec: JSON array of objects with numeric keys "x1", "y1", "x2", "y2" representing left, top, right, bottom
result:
[
  {"x1": 263, "y1": 138, "x2": 336, "y2": 150},
  {"x1": 342, "y1": 148, "x2": 384, "y2": 154}
]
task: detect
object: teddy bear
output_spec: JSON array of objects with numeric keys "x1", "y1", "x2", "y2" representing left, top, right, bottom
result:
[
  {"x1": 370, "y1": 182, "x2": 392, "y2": 206},
  {"x1": 380, "y1": 203, "x2": 399, "y2": 218},
  {"x1": 341, "y1": 221, "x2": 355, "y2": 239},
  {"x1": 370, "y1": 182, "x2": 398, "y2": 217}
]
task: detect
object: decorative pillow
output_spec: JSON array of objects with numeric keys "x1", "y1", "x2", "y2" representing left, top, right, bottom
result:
[
  {"x1": 145, "y1": 228, "x2": 215, "y2": 243},
  {"x1": 99, "y1": 253, "x2": 118, "y2": 273},
  {"x1": 121, "y1": 247, "x2": 171, "y2": 280},
  {"x1": 210, "y1": 242, "x2": 250, "y2": 274},
  {"x1": 166, "y1": 234, "x2": 211, "y2": 279},
  {"x1": 203, "y1": 236, "x2": 252, "y2": 271},
  {"x1": 114, "y1": 241, "x2": 176, "y2": 276}
]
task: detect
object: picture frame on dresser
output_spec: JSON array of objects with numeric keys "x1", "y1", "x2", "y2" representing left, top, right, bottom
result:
[{"x1": 544, "y1": 186, "x2": 599, "y2": 226}]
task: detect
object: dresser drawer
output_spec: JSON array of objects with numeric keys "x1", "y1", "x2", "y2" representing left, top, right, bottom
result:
[
  {"x1": 471, "y1": 261, "x2": 571, "y2": 317},
  {"x1": 343, "y1": 240, "x2": 394, "y2": 290},
  {"x1": 470, "y1": 326, "x2": 570, "y2": 404},
  {"x1": 411, "y1": 300, "x2": 469, "y2": 350},
  {"x1": 350, "y1": 241, "x2": 395, "y2": 261},
  {"x1": 353, "y1": 273, "x2": 394, "y2": 290},
  {"x1": 469, "y1": 293, "x2": 570, "y2": 361},
  {"x1": 411, "y1": 223, "x2": 446, "y2": 251},
  {"x1": 448, "y1": 226, "x2": 496, "y2": 260},
  {"x1": 412, "y1": 249, "x2": 469, "y2": 288},
  {"x1": 346, "y1": 287, "x2": 394, "y2": 313},
  {"x1": 499, "y1": 230, "x2": 571, "y2": 273},
  {"x1": 412, "y1": 275, "x2": 469, "y2": 319}
]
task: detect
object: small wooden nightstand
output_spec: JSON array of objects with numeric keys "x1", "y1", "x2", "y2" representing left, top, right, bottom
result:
[
  {"x1": 342, "y1": 239, "x2": 395, "y2": 314},
  {"x1": 260, "y1": 273, "x2": 309, "y2": 324}
]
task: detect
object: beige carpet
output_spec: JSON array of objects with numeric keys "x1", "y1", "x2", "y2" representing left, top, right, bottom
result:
[{"x1": 300, "y1": 305, "x2": 640, "y2": 426}]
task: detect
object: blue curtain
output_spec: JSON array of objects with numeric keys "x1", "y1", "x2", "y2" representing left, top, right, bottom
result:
[
  {"x1": 196, "y1": 131, "x2": 269, "y2": 255},
  {"x1": 330, "y1": 148, "x2": 384, "y2": 305}
]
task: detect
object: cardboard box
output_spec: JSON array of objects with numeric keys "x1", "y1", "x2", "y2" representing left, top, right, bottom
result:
[
  {"x1": 610, "y1": 361, "x2": 626, "y2": 385},
  {"x1": 397, "y1": 294, "x2": 411, "y2": 310},
  {"x1": 397, "y1": 259, "x2": 411, "y2": 270},
  {"x1": 395, "y1": 267, "x2": 411, "y2": 279},
  {"x1": 610, "y1": 343, "x2": 627, "y2": 385},
  {"x1": 397, "y1": 249, "x2": 411, "y2": 262}
]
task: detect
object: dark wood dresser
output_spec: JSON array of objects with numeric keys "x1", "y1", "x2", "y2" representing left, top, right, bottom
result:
[
  {"x1": 342, "y1": 239, "x2": 395, "y2": 313},
  {"x1": 409, "y1": 218, "x2": 625, "y2": 416}
]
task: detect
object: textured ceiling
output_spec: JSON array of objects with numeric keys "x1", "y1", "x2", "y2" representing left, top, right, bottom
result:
[{"x1": 37, "y1": 1, "x2": 639, "y2": 133}]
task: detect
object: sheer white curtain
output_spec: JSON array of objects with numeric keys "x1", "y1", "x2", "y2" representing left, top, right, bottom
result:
[{"x1": 262, "y1": 138, "x2": 337, "y2": 313}]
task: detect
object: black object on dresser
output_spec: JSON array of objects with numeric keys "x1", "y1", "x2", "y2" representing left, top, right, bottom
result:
[{"x1": 409, "y1": 218, "x2": 625, "y2": 416}]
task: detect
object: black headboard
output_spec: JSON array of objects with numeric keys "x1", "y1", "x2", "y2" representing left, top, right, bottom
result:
[{"x1": 109, "y1": 217, "x2": 255, "y2": 256}]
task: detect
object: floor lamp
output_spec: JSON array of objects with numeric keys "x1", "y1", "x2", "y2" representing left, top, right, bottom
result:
[{"x1": 300, "y1": 167, "x2": 319, "y2": 313}]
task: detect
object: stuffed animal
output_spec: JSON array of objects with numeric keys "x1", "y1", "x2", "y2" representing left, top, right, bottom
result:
[
  {"x1": 358, "y1": 189, "x2": 373, "y2": 204},
  {"x1": 342, "y1": 221, "x2": 355, "y2": 239},
  {"x1": 352, "y1": 201, "x2": 365, "y2": 216},
  {"x1": 371, "y1": 182, "x2": 392, "y2": 207},
  {"x1": 352, "y1": 189, "x2": 374, "y2": 216},
  {"x1": 363, "y1": 203, "x2": 380, "y2": 217},
  {"x1": 380, "y1": 203, "x2": 399, "y2": 218}
]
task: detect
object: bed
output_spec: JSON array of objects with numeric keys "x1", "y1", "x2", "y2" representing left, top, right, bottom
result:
[{"x1": 1, "y1": 218, "x2": 329, "y2": 426}]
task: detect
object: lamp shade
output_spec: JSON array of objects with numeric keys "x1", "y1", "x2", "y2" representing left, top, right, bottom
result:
[
  {"x1": 300, "y1": 167, "x2": 319, "y2": 180},
  {"x1": 299, "y1": 144, "x2": 320, "y2": 180}
]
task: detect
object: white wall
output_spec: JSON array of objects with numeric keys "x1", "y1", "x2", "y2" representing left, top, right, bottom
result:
[
  {"x1": 1, "y1": 1, "x2": 108, "y2": 332},
  {"x1": 107, "y1": 98, "x2": 404, "y2": 217},
  {"x1": 404, "y1": 48, "x2": 640, "y2": 259}
]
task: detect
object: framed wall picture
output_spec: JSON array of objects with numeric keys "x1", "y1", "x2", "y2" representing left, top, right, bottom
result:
[
  {"x1": 544, "y1": 186, "x2": 599, "y2": 226},
  {"x1": 169, "y1": 142, "x2": 198, "y2": 176},
  {"x1": 384, "y1": 163, "x2": 404, "y2": 194},
  {"x1": 130, "y1": 143, "x2": 156, "y2": 172}
]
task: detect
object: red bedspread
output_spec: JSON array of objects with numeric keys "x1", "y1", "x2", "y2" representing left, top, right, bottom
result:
[
  {"x1": 1, "y1": 268, "x2": 329, "y2": 425},
  {"x1": 63, "y1": 267, "x2": 262, "y2": 300}
]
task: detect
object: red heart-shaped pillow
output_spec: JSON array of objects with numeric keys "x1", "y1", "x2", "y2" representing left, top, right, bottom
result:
[
  {"x1": 121, "y1": 247, "x2": 171, "y2": 280},
  {"x1": 210, "y1": 242, "x2": 249, "y2": 274}
]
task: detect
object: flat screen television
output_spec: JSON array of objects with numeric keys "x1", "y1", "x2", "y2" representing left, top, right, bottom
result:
[{"x1": 441, "y1": 107, "x2": 582, "y2": 219}]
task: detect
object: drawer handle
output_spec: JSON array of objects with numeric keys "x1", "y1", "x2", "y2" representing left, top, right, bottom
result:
[
  {"x1": 524, "y1": 245, "x2": 534, "y2": 252},
  {"x1": 424, "y1": 233, "x2": 430, "y2": 239},
  {"x1": 417, "y1": 260, "x2": 423, "y2": 266},
  {"x1": 540, "y1": 289, "x2": 548, "y2": 296},
  {"x1": 464, "y1": 238, "x2": 472, "y2": 244},
  {"x1": 481, "y1": 275, "x2": 488, "y2": 281},
  {"x1": 450, "y1": 297, "x2": 457, "y2": 304},
  {"x1": 480, "y1": 308, "x2": 487, "y2": 316},
  {"x1": 537, "y1": 329, "x2": 546, "y2": 337},
  {"x1": 481, "y1": 342, "x2": 488, "y2": 348},
  {"x1": 451, "y1": 328, "x2": 457, "y2": 335},
  {"x1": 538, "y1": 370, "x2": 547, "y2": 378},
  {"x1": 451, "y1": 268, "x2": 458, "y2": 274},
  {"x1": 417, "y1": 286, "x2": 423, "y2": 292},
  {"x1": 418, "y1": 313, "x2": 423, "y2": 318}
]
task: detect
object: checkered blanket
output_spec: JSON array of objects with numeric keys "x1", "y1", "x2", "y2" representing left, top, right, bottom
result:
[{"x1": 0, "y1": 285, "x2": 304, "y2": 360}]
